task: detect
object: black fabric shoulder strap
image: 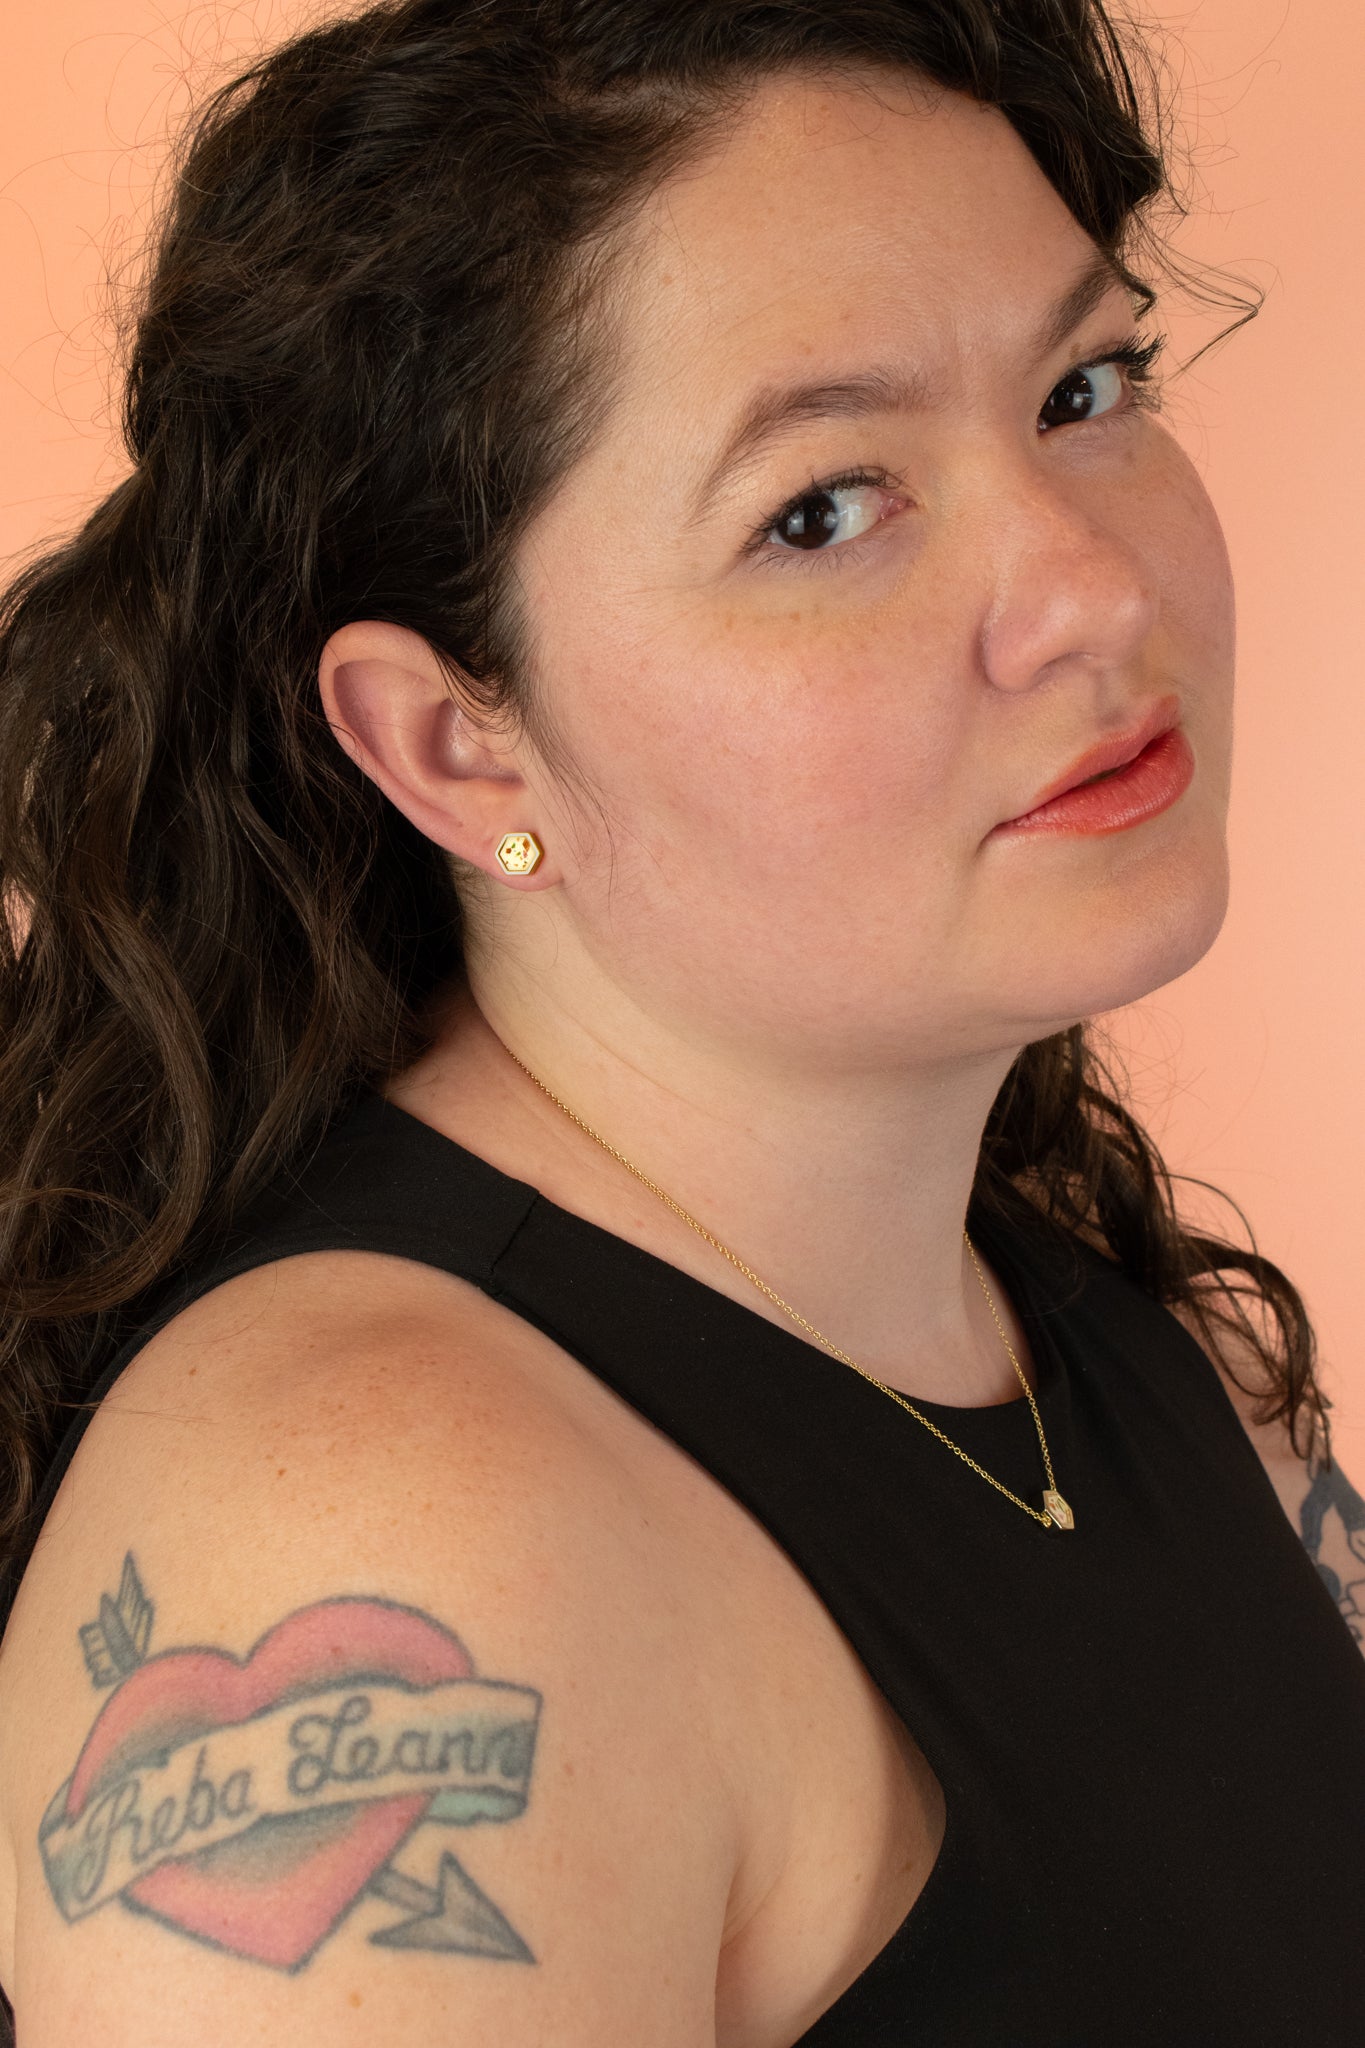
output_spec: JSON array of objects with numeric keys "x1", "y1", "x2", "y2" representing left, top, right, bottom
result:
[{"x1": 3, "y1": 1086, "x2": 1083, "y2": 1576}]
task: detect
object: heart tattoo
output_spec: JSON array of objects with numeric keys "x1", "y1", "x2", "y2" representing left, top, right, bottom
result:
[{"x1": 39, "y1": 1555, "x2": 542, "y2": 1971}]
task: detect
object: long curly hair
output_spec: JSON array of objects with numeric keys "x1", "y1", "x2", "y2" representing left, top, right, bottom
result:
[{"x1": 0, "y1": 0, "x2": 1328, "y2": 1601}]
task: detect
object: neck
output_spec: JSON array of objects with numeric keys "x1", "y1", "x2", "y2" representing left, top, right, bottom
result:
[{"x1": 384, "y1": 971, "x2": 1035, "y2": 1408}]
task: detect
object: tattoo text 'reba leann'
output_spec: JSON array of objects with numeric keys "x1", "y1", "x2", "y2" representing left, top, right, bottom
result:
[{"x1": 38, "y1": 1555, "x2": 542, "y2": 1971}]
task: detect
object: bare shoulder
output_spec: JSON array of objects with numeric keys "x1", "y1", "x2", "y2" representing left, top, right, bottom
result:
[
  {"x1": 0, "y1": 1251, "x2": 736, "y2": 2045},
  {"x1": 1167, "y1": 1283, "x2": 1365, "y2": 1651}
]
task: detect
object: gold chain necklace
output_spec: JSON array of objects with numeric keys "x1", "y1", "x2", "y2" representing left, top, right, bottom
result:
[{"x1": 496, "y1": 1038, "x2": 1074, "y2": 1533}]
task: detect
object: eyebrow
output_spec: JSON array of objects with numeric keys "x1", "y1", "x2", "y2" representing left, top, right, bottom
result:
[{"x1": 688, "y1": 249, "x2": 1152, "y2": 517}]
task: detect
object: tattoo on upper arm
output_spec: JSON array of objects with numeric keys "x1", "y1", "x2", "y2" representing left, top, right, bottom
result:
[
  {"x1": 1299, "y1": 1456, "x2": 1365, "y2": 1647},
  {"x1": 38, "y1": 1554, "x2": 542, "y2": 1971}
]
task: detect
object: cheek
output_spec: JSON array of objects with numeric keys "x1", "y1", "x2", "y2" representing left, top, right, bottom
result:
[
  {"x1": 567, "y1": 616, "x2": 957, "y2": 892},
  {"x1": 1136, "y1": 431, "x2": 1236, "y2": 681}
]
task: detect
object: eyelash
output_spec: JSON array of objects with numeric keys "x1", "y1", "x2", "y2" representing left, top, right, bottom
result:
[
  {"x1": 1059, "y1": 330, "x2": 1168, "y2": 416},
  {"x1": 743, "y1": 330, "x2": 1169, "y2": 568}
]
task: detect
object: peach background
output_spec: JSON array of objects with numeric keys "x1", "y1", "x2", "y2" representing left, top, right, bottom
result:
[{"x1": 3, "y1": 2, "x2": 1362, "y2": 1444}]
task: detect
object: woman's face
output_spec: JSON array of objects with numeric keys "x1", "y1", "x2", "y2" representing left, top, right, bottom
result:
[{"x1": 506, "y1": 70, "x2": 1233, "y2": 1070}]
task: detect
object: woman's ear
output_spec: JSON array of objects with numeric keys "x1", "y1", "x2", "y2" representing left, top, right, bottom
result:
[{"x1": 318, "y1": 620, "x2": 558, "y2": 886}]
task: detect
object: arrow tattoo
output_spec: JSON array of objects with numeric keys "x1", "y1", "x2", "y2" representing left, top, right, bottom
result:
[
  {"x1": 368, "y1": 1850, "x2": 535, "y2": 1960},
  {"x1": 78, "y1": 1553, "x2": 154, "y2": 1687}
]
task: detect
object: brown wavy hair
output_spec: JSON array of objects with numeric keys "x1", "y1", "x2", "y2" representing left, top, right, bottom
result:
[{"x1": 0, "y1": 0, "x2": 1330, "y2": 1603}]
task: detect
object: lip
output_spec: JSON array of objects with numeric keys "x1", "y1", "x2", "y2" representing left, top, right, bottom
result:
[{"x1": 996, "y1": 696, "x2": 1183, "y2": 826}]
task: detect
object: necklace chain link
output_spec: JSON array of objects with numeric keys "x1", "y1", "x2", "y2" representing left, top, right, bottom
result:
[{"x1": 499, "y1": 1041, "x2": 1066, "y2": 1531}]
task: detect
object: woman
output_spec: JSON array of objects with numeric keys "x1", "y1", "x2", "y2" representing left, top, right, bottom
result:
[{"x1": 0, "y1": 0, "x2": 1362, "y2": 2039}]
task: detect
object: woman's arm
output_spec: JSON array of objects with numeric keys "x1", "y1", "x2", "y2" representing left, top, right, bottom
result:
[
  {"x1": 1170, "y1": 1294, "x2": 1365, "y2": 1652},
  {"x1": 0, "y1": 1258, "x2": 735, "y2": 2045},
  {"x1": 1296, "y1": 1451, "x2": 1365, "y2": 1648}
]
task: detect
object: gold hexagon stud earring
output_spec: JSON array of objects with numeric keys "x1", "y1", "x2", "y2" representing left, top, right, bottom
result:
[{"x1": 495, "y1": 831, "x2": 545, "y2": 877}]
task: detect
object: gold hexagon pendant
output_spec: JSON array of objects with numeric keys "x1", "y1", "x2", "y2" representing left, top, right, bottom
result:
[
  {"x1": 1042, "y1": 1490, "x2": 1075, "y2": 1531},
  {"x1": 495, "y1": 832, "x2": 544, "y2": 877}
]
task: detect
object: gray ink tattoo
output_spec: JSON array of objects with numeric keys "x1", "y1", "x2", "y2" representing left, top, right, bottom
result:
[
  {"x1": 1300, "y1": 1455, "x2": 1365, "y2": 1647},
  {"x1": 79, "y1": 1552, "x2": 154, "y2": 1685},
  {"x1": 38, "y1": 1554, "x2": 541, "y2": 1970}
]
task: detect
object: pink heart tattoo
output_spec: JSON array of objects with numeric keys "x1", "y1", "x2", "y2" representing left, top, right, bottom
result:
[{"x1": 40, "y1": 1557, "x2": 541, "y2": 1970}]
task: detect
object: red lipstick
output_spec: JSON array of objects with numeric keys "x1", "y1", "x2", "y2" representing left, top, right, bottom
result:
[{"x1": 992, "y1": 699, "x2": 1192, "y2": 838}]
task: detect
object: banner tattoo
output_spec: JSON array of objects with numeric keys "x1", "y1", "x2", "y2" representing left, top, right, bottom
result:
[{"x1": 40, "y1": 1554, "x2": 542, "y2": 1971}]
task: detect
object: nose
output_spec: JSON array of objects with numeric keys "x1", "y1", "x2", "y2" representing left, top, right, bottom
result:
[{"x1": 975, "y1": 467, "x2": 1160, "y2": 695}]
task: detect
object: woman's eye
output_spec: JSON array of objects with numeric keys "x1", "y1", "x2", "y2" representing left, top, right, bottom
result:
[
  {"x1": 768, "y1": 480, "x2": 889, "y2": 553},
  {"x1": 1039, "y1": 359, "x2": 1125, "y2": 430}
]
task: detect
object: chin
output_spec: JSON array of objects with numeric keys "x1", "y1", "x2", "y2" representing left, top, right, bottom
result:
[{"x1": 1012, "y1": 833, "x2": 1232, "y2": 1036}]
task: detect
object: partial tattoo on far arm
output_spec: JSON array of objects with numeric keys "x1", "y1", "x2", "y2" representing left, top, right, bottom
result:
[
  {"x1": 39, "y1": 1553, "x2": 542, "y2": 1971},
  {"x1": 1299, "y1": 1452, "x2": 1365, "y2": 1648}
]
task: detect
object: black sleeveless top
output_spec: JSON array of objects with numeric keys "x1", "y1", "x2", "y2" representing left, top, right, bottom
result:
[{"x1": 4, "y1": 1089, "x2": 1365, "y2": 2043}]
